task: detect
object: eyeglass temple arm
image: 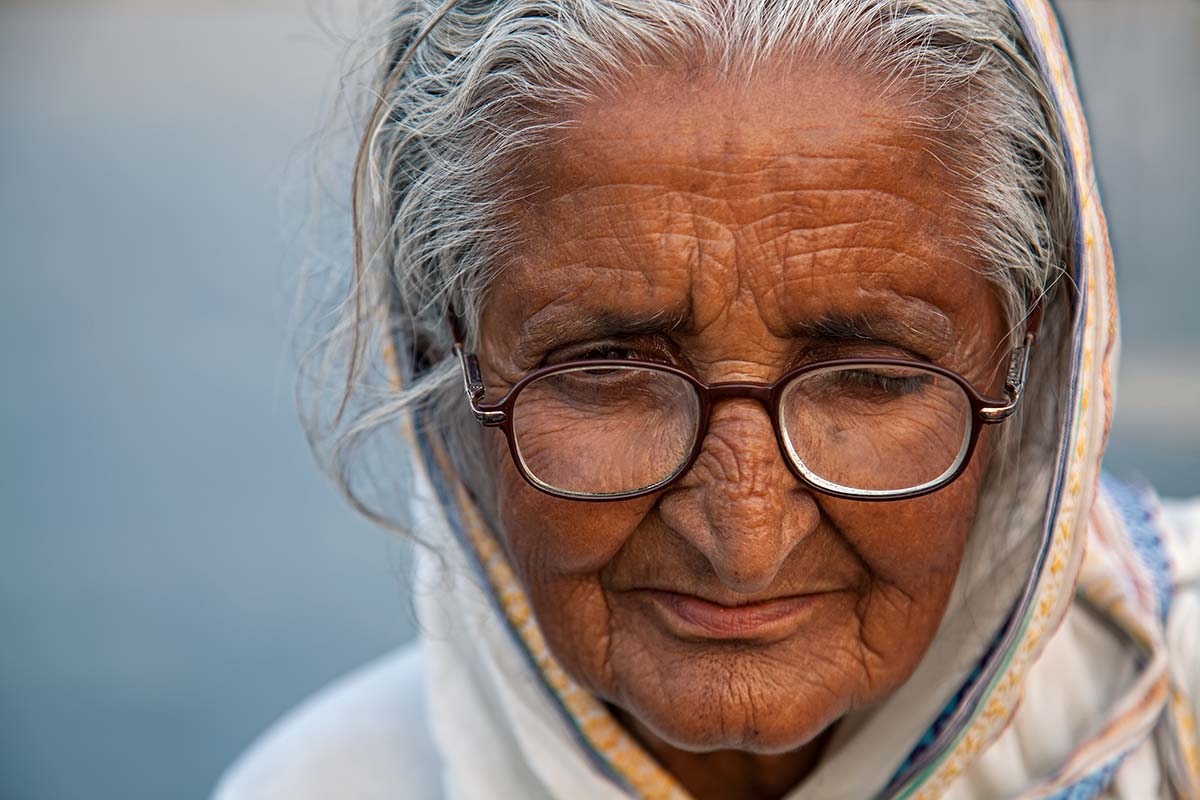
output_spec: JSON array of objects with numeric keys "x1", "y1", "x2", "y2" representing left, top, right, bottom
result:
[
  {"x1": 979, "y1": 302, "x2": 1043, "y2": 423},
  {"x1": 450, "y1": 313, "x2": 507, "y2": 426}
]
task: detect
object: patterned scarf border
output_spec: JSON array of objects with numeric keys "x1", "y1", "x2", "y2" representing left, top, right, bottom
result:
[{"x1": 889, "y1": 3, "x2": 1149, "y2": 793}]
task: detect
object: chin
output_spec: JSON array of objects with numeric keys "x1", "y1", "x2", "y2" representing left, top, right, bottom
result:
[{"x1": 610, "y1": 654, "x2": 853, "y2": 754}]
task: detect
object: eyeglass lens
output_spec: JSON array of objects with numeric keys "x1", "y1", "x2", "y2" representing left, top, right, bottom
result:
[
  {"x1": 510, "y1": 363, "x2": 972, "y2": 498},
  {"x1": 512, "y1": 365, "x2": 701, "y2": 497},
  {"x1": 778, "y1": 365, "x2": 972, "y2": 494}
]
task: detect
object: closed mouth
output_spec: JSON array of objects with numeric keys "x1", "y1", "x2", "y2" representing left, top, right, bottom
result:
[{"x1": 631, "y1": 588, "x2": 835, "y2": 642}]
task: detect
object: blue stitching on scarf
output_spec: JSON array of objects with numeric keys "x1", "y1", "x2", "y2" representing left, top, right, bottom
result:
[
  {"x1": 1043, "y1": 753, "x2": 1125, "y2": 800},
  {"x1": 884, "y1": 617, "x2": 1010, "y2": 789},
  {"x1": 1100, "y1": 472, "x2": 1173, "y2": 625}
]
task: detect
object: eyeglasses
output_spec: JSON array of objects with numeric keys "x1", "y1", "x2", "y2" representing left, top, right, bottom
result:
[{"x1": 452, "y1": 317, "x2": 1038, "y2": 502}]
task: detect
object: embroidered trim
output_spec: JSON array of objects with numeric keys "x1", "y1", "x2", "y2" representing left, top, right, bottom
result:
[{"x1": 1101, "y1": 473, "x2": 1174, "y2": 624}]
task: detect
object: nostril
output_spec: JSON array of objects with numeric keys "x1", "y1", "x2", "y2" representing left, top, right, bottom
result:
[{"x1": 703, "y1": 492, "x2": 791, "y2": 587}]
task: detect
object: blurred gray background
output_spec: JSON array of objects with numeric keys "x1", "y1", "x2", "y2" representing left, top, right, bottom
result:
[{"x1": 1, "y1": 1, "x2": 1196, "y2": 798}]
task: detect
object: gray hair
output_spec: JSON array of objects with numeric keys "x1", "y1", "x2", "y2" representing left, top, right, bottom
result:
[{"x1": 302, "y1": 0, "x2": 1075, "y2": 546}]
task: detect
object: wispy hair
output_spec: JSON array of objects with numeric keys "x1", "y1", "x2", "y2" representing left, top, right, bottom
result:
[{"x1": 301, "y1": 0, "x2": 1074, "y2": 589}]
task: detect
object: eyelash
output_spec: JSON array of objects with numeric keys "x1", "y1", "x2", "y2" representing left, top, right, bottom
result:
[
  {"x1": 541, "y1": 336, "x2": 928, "y2": 369},
  {"x1": 546, "y1": 339, "x2": 678, "y2": 366}
]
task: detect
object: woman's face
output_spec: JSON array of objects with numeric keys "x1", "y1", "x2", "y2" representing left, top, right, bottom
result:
[{"x1": 475, "y1": 65, "x2": 1008, "y2": 755}]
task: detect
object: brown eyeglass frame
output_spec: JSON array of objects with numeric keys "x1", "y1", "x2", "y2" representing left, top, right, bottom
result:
[{"x1": 450, "y1": 309, "x2": 1040, "y2": 502}]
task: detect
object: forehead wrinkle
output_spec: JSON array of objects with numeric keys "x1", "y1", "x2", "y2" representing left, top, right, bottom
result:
[
  {"x1": 513, "y1": 199, "x2": 962, "y2": 355},
  {"x1": 777, "y1": 268, "x2": 958, "y2": 352},
  {"x1": 551, "y1": 77, "x2": 914, "y2": 182},
  {"x1": 505, "y1": 200, "x2": 718, "y2": 350},
  {"x1": 522, "y1": 143, "x2": 953, "y2": 257},
  {"x1": 540, "y1": 139, "x2": 930, "y2": 223},
  {"x1": 496, "y1": 61, "x2": 989, "y2": 373},
  {"x1": 538, "y1": 144, "x2": 930, "y2": 210}
]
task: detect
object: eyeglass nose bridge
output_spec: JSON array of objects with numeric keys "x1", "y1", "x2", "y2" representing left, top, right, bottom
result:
[
  {"x1": 702, "y1": 381, "x2": 776, "y2": 403},
  {"x1": 692, "y1": 381, "x2": 782, "y2": 432},
  {"x1": 684, "y1": 380, "x2": 798, "y2": 484}
]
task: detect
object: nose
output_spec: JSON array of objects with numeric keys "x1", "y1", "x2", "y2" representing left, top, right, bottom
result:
[{"x1": 657, "y1": 398, "x2": 821, "y2": 595}]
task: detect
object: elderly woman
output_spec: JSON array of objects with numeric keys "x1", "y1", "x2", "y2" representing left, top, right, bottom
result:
[{"x1": 217, "y1": 0, "x2": 1200, "y2": 797}]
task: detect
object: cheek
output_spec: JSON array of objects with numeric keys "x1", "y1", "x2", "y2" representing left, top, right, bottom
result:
[
  {"x1": 483, "y1": 427, "x2": 660, "y2": 689},
  {"x1": 821, "y1": 435, "x2": 991, "y2": 591},
  {"x1": 484, "y1": 428, "x2": 653, "y2": 576}
]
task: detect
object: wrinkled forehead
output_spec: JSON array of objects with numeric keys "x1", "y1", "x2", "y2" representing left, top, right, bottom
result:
[
  {"x1": 489, "y1": 62, "x2": 998, "y2": 353},
  {"x1": 528, "y1": 62, "x2": 932, "y2": 194}
]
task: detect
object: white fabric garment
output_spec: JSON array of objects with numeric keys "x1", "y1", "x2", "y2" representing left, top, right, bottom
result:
[
  {"x1": 212, "y1": 644, "x2": 441, "y2": 800},
  {"x1": 214, "y1": 0, "x2": 1200, "y2": 795},
  {"x1": 214, "y1": 503, "x2": 1200, "y2": 800}
]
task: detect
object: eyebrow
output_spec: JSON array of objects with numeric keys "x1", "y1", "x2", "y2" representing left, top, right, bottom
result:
[
  {"x1": 513, "y1": 300, "x2": 955, "y2": 361},
  {"x1": 794, "y1": 311, "x2": 955, "y2": 357},
  {"x1": 513, "y1": 304, "x2": 692, "y2": 361}
]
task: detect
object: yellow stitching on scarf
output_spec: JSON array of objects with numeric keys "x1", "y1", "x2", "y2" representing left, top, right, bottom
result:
[
  {"x1": 911, "y1": 2, "x2": 1118, "y2": 794},
  {"x1": 424, "y1": 433, "x2": 691, "y2": 799}
]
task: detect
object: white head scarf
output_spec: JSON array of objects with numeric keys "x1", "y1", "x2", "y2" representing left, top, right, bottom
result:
[{"x1": 399, "y1": 1, "x2": 1187, "y2": 796}]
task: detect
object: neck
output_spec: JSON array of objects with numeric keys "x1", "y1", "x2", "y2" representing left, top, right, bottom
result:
[{"x1": 614, "y1": 708, "x2": 835, "y2": 800}]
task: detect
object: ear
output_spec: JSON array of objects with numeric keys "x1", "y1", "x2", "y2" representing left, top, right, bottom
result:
[{"x1": 384, "y1": 313, "x2": 456, "y2": 385}]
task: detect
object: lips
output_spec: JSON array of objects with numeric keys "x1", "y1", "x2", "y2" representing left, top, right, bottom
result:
[{"x1": 634, "y1": 588, "x2": 829, "y2": 642}]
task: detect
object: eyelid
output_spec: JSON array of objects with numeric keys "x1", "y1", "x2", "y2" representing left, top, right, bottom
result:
[
  {"x1": 537, "y1": 332, "x2": 933, "y2": 370},
  {"x1": 796, "y1": 339, "x2": 930, "y2": 365},
  {"x1": 543, "y1": 335, "x2": 680, "y2": 366}
]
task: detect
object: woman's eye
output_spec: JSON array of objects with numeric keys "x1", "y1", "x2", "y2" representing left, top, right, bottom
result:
[
  {"x1": 548, "y1": 341, "x2": 674, "y2": 366},
  {"x1": 580, "y1": 345, "x2": 649, "y2": 361},
  {"x1": 838, "y1": 368, "x2": 930, "y2": 397}
]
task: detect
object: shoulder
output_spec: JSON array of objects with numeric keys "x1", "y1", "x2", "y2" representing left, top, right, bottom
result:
[{"x1": 212, "y1": 641, "x2": 442, "y2": 800}]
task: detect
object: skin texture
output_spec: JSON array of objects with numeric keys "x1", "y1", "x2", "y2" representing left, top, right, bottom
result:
[{"x1": 473, "y1": 63, "x2": 1010, "y2": 800}]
